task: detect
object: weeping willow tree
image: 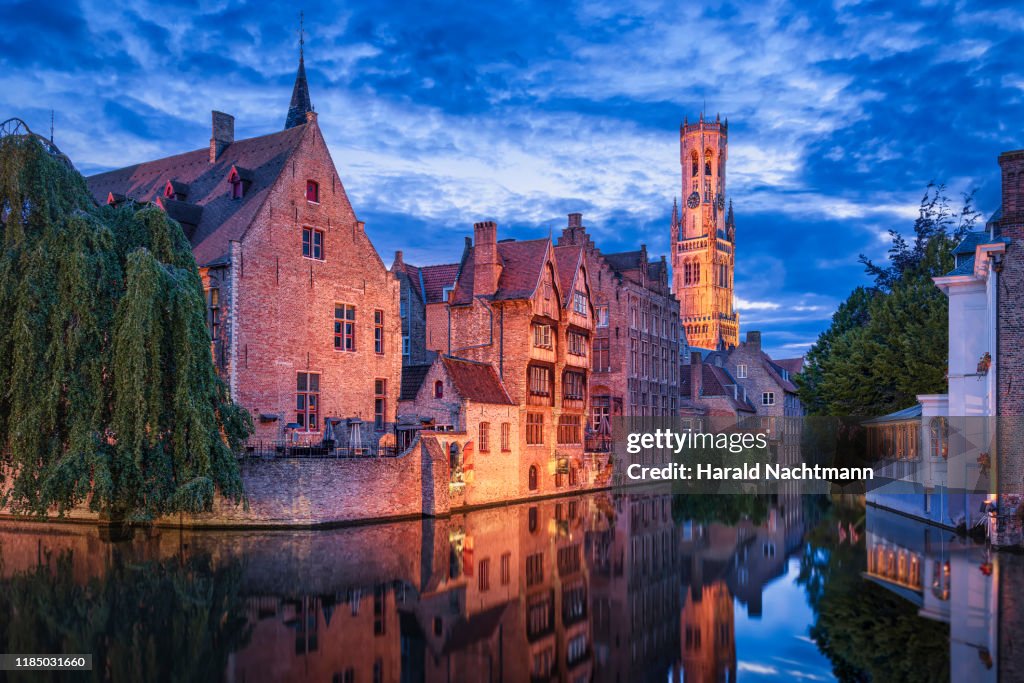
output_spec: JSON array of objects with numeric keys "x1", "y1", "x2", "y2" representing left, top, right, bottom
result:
[{"x1": 0, "y1": 133, "x2": 251, "y2": 521}]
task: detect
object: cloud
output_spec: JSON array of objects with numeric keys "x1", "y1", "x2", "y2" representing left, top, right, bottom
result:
[{"x1": 1, "y1": 0, "x2": 1020, "y2": 352}]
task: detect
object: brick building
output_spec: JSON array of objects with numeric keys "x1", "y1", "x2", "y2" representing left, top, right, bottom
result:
[
  {"x1": 672, "y1": 113, "x2": 740, "y2": 350},
  {"x1": 86, "y1": 51, "x2": 402, "y2": 447},
  {"x1": 427, "y1": 220, "x2": 597, "y2": 496},
  {"x1": 397, "y1": 355, "x2": 521, "y2": 507},
  {"x1": 680, "y1": 331, "x2": 803, "y2": 432},
  {"x1": 390, "y1": 251, "x2": 460, "y2": 366},
  {"x1": 557, "y1": 213, "x2": 682, "y2": 427}
]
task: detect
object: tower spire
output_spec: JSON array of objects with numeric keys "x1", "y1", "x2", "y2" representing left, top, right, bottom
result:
[
  {"x1": 284, "y1": 11, "x2": 313, "y2": 129},
  {"x1": 671, "y1": 197, "x2": 679, "y2": 231}
]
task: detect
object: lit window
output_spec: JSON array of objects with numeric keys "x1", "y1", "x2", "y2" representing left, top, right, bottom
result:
[
  {"x1": 296, "y1": 372, "x2": 320, "y2": 431},
  {"x1": 334, "y1": 304, "x2": 356, "y2": 351},
  {"x1": 306, "y1": 180, "x2": 320, "y2": 203},
  {"x1": 302, "y1": 227, "x2": 324, "y2": 260},
  {"x1": 374, "y1": 379, "x2": 386, "y2": 430}
]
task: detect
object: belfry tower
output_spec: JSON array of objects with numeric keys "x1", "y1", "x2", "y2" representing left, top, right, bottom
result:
[{"x1": 671, "y1": 113, "x2": 739, "y2": 349}]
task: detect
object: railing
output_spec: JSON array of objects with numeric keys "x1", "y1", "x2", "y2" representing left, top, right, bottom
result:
[
  {"x1": 585, "y1": 436, "x2": 613, "y2": 453},
  {"x1": 241, "y1": 440, "x2": 401, "y2": 459}
]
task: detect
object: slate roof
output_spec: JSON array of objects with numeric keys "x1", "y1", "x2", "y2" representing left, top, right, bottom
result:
[
  {"x1": 862, "y1": 404, "x2": 922, "y2": 424},
  {"x1": 86, "y1": 123, "x2": 309, "y2": 266},
  {"x1": 774, "y1": 357, "x2": 804, "y2": 375},
  {"x1": 441, "y1": 357, "x2": 514, "y2": 405},
  {"x1": 400, "y1": 364, "x2": 433, "y2": 401},
  {"x1": 762, "y1": 353, "x2": 799, "y2": 393},
  {"x1": 680, "y1": 363, "x2": 756, "y2": 413},
  {"x1": 947, "y1": 255, "x2": 976, "y2": 276},
  {"x1": 946, "y1": 230, "x2": 1011, "y2": 277},
  {"x1": 451, "y1": 238, "x2": 551, "y2": 305},
  {"x1": 603, "y1": 250, "x2": 643, "y2": 273}
]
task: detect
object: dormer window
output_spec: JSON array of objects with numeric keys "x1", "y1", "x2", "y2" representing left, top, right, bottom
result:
[
  {"x1": 227, "y1": 166, "x2": 252, "y2": 200},
  {"x1": 306, "y1": 180, "x2": 320, "y2": 203},
  {"x1": 164, "y1": 180, "x2": 188, "y2": 202}
]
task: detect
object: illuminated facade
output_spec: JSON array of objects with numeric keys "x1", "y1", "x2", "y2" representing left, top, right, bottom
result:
[{"x1": 672, "y1": 113, "x2": 739, "y2": 350}]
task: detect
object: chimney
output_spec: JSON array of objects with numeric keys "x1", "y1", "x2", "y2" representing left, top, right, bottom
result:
[
  {"x1": 393, "y1": 250, "x2": 404, "y2": 268},
  {"x1": 690, "y1": 351, "x2": 703, "y2": 401},
  {"x1": 568, "y1": 212, "x2": 582, "y2": 228},
  {"x1": 473, "y1": 221, "x2": 501, "y2": 297},
  {"x1": 210, "y1": 111, "x2": 234, "y2": 163},
  {"x1": 745, "y1": 330, "x2": 762, "y2": 351},
  {"x1": 999, "y1": 150, "x2": 1024, "y2": 237}
]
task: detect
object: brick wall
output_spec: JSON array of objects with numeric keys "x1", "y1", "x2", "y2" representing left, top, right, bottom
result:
[
  {"x1": 228, "y1": 119, "x2": 402, "y2": 443},
  {"x1": 996, "y1": 149, "x2": 1024, "y2": 547}
]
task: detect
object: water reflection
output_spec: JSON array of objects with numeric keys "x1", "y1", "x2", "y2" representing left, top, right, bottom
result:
[{"x1": 0, "y1": 493, "x2": 1019, "y2": 682}]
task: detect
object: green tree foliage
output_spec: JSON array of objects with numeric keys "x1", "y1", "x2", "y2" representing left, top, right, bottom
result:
[
  {"x1": 0, "y1": 549, "x2": 251, "y2": 682},
  {"x1": 0, "y1": 135, "x2": 251, "y2": 521},
  {"x1": 797, "y1": 184, "x2": 980, "y2": 416},
  {"x1": 798, "y1": 499, "x2": 950, "y2": 682}
]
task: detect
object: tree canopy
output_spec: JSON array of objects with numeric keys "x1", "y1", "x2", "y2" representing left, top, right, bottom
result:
[
  {"x1": 797, "y1": 184, "x2": 980, "y2": 417},
  {"x1": 0, "y1": 134, "x2": 251, "y2": 521}
]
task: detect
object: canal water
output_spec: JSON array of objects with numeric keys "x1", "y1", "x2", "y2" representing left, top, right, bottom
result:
[{"x1": 0, "y1": 492, "x2": 1019, "y2": 682}]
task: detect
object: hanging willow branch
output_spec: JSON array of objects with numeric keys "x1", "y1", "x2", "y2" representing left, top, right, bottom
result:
[{"x1": 0, "y1": 135, "x2": 251, "y2": 521}]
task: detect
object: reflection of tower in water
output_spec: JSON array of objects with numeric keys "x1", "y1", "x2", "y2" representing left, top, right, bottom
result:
[{"x1": 675, "y1": 581, "x2": 736, "y2": 683}]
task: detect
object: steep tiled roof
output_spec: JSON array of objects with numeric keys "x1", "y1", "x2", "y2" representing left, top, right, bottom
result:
[
  {"x1": 762, "y1": 353, "x2": 799, "y2": 393},
  {"x1": 603, "y1": 250, "x2": 642, "y2": 273},
  {"x1": 553, "y1": 244, "x2": 583, "y2": 306},
  {"x1": 86, "y1": 124, "x2": 309, "y2": 266},
  {"x1": 421, "y1": 263, "x2": 460, "y2": 303},
  {"x1": 774, "y1": 357, "x2": 804, "y2": 375},
  {"x1": 400, "y1": 364, "x2": 433, "y2": 401},
  {"x1": 442, "y1": 357, "x2": 514, "y2": 405},
  {"x1": 452, "y1": 238, "x2": 550, "y2": 305},
  {"x1": 680, "y1": 364, "x2": 755, "y2": 413}
]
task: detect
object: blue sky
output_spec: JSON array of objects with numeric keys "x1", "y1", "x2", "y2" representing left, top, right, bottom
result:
[{"x1": 2, "y1": 0, "x2": 1022, "y2": 357}]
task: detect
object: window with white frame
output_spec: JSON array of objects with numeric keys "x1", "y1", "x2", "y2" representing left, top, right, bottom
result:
[
  {"x1": 533, "y1": 324, "x2": 553, "y2": 349},
  {"x1": 736, "y1": 364, "x2": 747, "y2": 378},
  {"x1": 762, "y1": 392, "x2": 775, "y2": 406}
]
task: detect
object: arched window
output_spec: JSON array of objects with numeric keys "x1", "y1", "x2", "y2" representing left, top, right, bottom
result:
[
  {"x1": 434, "y1": 380, "x2": 444, "y2": 399},
  {"x1": 691, "y1": 150, "x2": 699, "y2": 177},
  {"x1": 528, "y1": 465, "x2": 538, "y2": 491},
  {"x1": 694, "y1": 262, "x2": 700, "y2": 284},
  {"x1": 705, "y1": 150, "x2": 713, "y2": 176}
]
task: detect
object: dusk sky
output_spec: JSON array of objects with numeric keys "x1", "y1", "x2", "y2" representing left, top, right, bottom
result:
[{"x1": 2, "y1": 0, "x2": 1022, "y2": 357}]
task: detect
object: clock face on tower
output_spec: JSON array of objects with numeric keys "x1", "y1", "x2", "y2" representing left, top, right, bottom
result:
[{"x1": 686, "y1": 192, "x2": 700, "y2": 209}]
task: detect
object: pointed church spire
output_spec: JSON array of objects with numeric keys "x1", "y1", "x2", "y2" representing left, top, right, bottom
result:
[
  {"x1": 284, "y1": 11, "x2": 313, "y2": 129},
  {"x1": 671, "y1": 197, "x2": 679, "y2": 229},
  {"x1": 726, "y1": 199, "x2": 735, "y2": 227}
]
